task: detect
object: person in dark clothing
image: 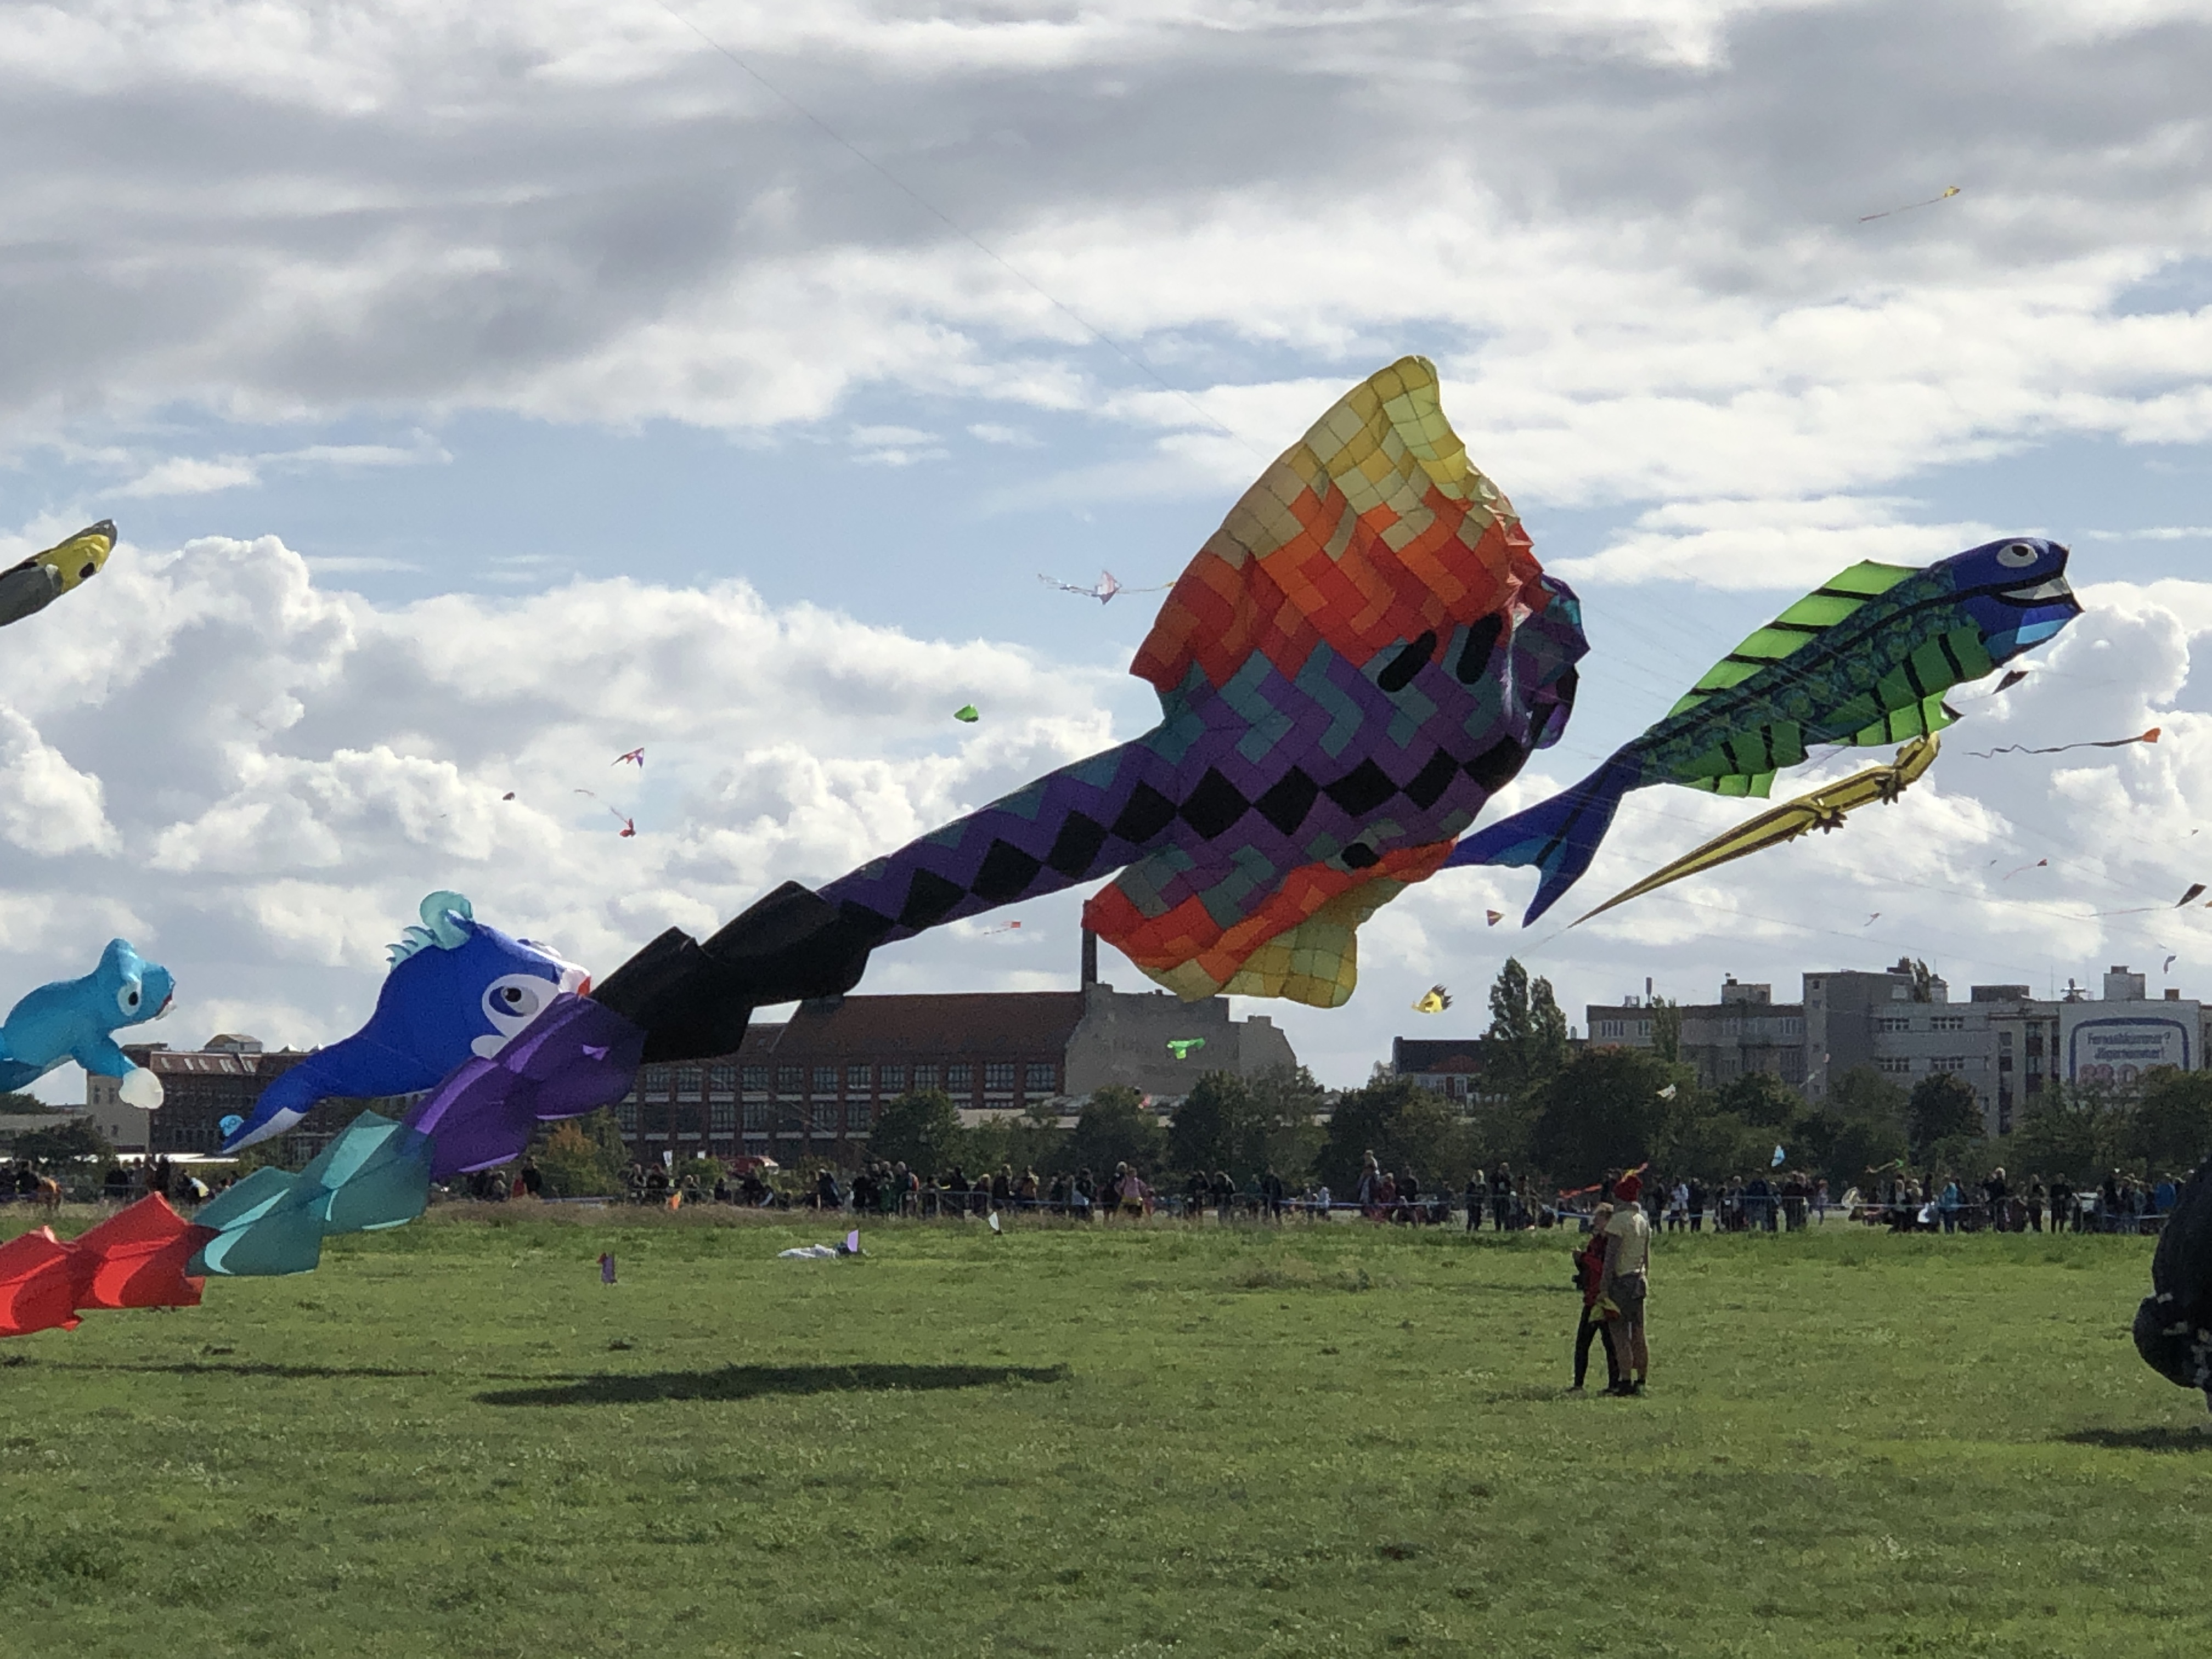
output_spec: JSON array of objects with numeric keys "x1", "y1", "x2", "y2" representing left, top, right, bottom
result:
[
  {"x1": 1490, "y1": 1163, "x2": 1514, "y2": 1231},
  {"x1": 815, "y1": 1169, "x2": 842, "y2": 1210},
  {"x1": 1211, "y1": 1170, "x2": 1235, "y2": 1223},
  {"x1": 1686, "y1": 1179, "x2": 1707, "y2": 1233},
  {"x1": 1463, "y1": 1176, "x2": 1483, "y2": 1232},
  {"x1": 1262, "y1": 1167, "x2": 1286, "y2": 1221},
  {"x1": 1570, "y1": 1204, "x2": 1621, "y2": 1392}
]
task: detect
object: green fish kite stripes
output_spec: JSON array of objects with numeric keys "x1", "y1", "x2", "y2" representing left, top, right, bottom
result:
[{"x1": 1447, "y1": 536, "x2": 2083, "y2": 922}]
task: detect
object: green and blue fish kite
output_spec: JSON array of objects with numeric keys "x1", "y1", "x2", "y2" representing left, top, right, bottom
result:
[{"x1": 1448, "y1": 537, "x2": 2082, "y2": 923}]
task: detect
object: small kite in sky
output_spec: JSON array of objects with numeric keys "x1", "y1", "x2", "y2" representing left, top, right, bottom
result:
[
  {"x1": 953, "y1": 704, "x2": 980, "y2": 724},
  {"x1": 501, "y1": 792, "x2": 516, "y2": 801},
  {"x1": 1485, "y1": 910, "x2": 1504, "y2": 927},
  {"x1": 2002, "y1": 859, "x2": 2049, "y2": 880},
  {"x1": 1994, "y1": 668, "x2": 2030, "y2": 693},
  {"x1": 613, "y1": 748, "x2": 645, "y2": 768},
  {"x1": 1968, "y1": 727, "x2": 2159, "y2": 758},
  {"x1": 2180, "y1": 884, "x2": 2207, "y2": 907},
  {"x1": 1412, "y1": 985, "x2": 1452, "y2": 1014},
  {"x1": 575, "y1": 790, "x2": 637, "y2": 837},
  {"x1": 1860, "y1": 185, "x2": 1961, "y2": 223},
  {"x1": 979, "y1": 920, "x2": 1024, "y2": 936},
  {"x1": 1569, "y1": 735, "x2": 1942, "y2": 927},
  {"x1": 2165, "y1": 953, "x2": 2179, "y2": 974},
  {"x1": 1167, "y1": 1038, "x2": 1206, "y2": 1060},
  {"x1": 0, "y1": 520, "x2": 115, "y2": 629},
  {"x1": 1451, "y1": 538, "x2": 2080, "y2": 923},
  {"x1": 1037, "y1": 571, "x2": 1171, "y2": 605}
]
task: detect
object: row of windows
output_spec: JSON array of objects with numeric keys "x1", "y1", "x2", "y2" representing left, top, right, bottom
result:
[
  {"x1": 1878, "y1": 1014, "x2": 1968, "y2": 1034},
  {"x1": 1879, "y1": 1055, "x2": 1977, "y2": 1074},
  {"x1": 635, "y1": 1060, "x2": 1058, "y2": 1097},
  {"x1": 618, "y1": 1098, "x2": 874, "y2": 1137}
]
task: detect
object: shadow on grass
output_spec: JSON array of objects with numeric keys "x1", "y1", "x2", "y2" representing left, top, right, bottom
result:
[
  {"x1": 476, "y1": 1361, "x2": 1070, "y2": 1407},
  {"x1": 45, "y1": 1360, "x2": 435, "y2": 1380},
  {"x1": 2062, "y1": 1425, "x2": 2212, "y2": 1452}
]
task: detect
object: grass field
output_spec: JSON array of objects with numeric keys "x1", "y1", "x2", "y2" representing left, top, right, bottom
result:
[{"x1": 1, "y1": 1206, "x2": 2207, "y2": 1658}]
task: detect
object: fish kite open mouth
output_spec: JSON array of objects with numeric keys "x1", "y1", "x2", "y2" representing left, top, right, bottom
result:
[{"x1": 1999, "y1": 577, "x2": 2075, "y2": 606}]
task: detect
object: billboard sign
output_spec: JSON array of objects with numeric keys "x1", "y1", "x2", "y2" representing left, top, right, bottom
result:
[{"x1": 2062, "y1": 1006, "x2": 2197, "y2": 1087}]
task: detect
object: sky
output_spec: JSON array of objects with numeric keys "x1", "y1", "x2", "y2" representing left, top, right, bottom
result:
[{"x1": 7, "y1": 0, "x2": 2212, "y2": 1098}]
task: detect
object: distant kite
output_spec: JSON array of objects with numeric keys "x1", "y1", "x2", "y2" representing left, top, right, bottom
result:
[
  {"x1": 1860, "y1": 185, "x2": 1961, "y2": 223},
  {"x1": 2002, "y1": 859, "x2": 2049, "y2": 880},
  {"x1": 574, "y1": 790, "x2": 637, "y2": 836},
  {"x1": 2181, "y1": 884, "x2": 2207, "y2": 907},
  {"x1": 613, "y1": 748, "x2": 645, "y2": 768},
  {"x1": 1038, "y1": 571, "x2": 1171, "y2": 605},
  {"x1": 1485, "y1": 910, "x2": 1504, "y2": 927},
  {"x1": 0, "y1": 521, "x2": 115, "y2": 629},
  {"x1": 1968, "y1": 727, "x2": 2159, "y2": 758},
  {"x1": 1452, "y1": 538, "x2": 2080, "y2": 924},
  {"x1": 1412, "y1": 985, "x2": 1452, "y2": 1014},
  {"x1": 981, "y1": 921, "x2": 1023, "y2": 935},
  {"x1": 1993, "y1": 668, "x2": 2030, "y2": 693},
  {"x1": 1570, "y1": 736, "x2": 1941, "y2": 927},
  {"x1": 1166, "y1": 1038, "x2": 1206, "y2": 1060},
  {"x1": 953, "y1": 704, "x2": 980, "y2": 724}
]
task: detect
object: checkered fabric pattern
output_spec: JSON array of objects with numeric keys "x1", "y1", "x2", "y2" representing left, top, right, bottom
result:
[{"x1": 815, "y1": 357, "x2": 1588, "y2": 1007}]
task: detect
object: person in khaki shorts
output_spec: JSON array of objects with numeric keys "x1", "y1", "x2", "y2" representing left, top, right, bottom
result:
[{"x1": 1599, "y1": 1171, "x2": 1652, "y2": 1396}]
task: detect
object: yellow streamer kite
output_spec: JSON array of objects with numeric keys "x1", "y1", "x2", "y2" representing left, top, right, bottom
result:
[{"x1": 1572, "y1": 736, "x2": 1940, "y2": 926}]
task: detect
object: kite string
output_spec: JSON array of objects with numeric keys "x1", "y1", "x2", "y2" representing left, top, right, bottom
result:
[{"x1": 643, "y1": 0, "x2": 1266, "y2": 462}]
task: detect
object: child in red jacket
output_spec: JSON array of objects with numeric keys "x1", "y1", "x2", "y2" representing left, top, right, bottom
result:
[{"x1": 1570, "y1": 1202, "x2": 1621, "y2": 1392}]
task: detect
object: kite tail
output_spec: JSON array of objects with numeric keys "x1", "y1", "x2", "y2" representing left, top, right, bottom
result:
[{"x1": 1444, "y1": 753, "x2": 1641, "y2": 925}]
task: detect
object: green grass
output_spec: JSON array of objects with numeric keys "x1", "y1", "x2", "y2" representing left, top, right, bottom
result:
[{"x1": 2, "y1": 1206, "x2": 2207, "y2": 1657}]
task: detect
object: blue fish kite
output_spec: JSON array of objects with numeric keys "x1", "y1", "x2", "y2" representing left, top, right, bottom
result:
[
  {"x1": 222, "y1": 891, "x2": 586, "y2": 1152},
  {"x1": 1448, "y1": 538, "x2": 2083, "y2": 923},
  {"x1": 0, "y1": 939, "x2": 175, "y2": 1108}
]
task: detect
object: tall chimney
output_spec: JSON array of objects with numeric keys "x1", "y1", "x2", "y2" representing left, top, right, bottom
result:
[{"x1": 1081, "y1": 927, "x2": 1099, "y2": 988}]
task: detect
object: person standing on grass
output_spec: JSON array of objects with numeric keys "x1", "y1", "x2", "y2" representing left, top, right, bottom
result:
[
  {"x1": 1599, "y1": 1173, "x2": 1652, "y2": 1395},
  {"x1": 1465, "y1": 1173, "x2": 1483, "y2": 1232},
  {"x1": 1570, "y1": 1202, "x2": 1622, "y2": 1393}
]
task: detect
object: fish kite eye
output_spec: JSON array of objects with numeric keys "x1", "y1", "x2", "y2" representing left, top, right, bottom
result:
[
  {"x1": 1997, "y1": 541, "x2": 2040, "y2": 567},
  {"x1": 117, "y1": 985, "x2": 140, "y2": 1013}
]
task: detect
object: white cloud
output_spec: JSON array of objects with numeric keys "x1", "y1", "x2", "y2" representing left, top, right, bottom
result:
[
  {"x1": 2, "y1": 0, "x2": 2211, "y2": 526},
  {"x1": 1553, "y1": 497, "x2": 1998, "y2": 590},
  {"x1": 119, "y1": 456, "x2": 259, "y2": 498}
]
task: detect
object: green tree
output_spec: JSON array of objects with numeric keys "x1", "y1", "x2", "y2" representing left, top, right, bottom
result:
[
  {"x1": 2128, "y1": 1068, "x2": 2212, "y2": 1173},
  {"x1": 1716, "y1": 1070, "x2": 1801, "y2": 1128},
  {"x1": 1167, "y1": 1071, "x2": 1248, "y2": 1174},
  {"x1": 868, "y1": 1089, "x2": 966, "y2": 1172},
  {"x1": 1650, "y1": 998, "x2": 1682, "y2": 1065},
  {"x1": 1483, "y1": 957, "x2": 1570, "y2": 1096},
  {"x1": 1906, "y1": 1073, "x2": 1984, "y2": 1158},
  {"x1": 1530, "y1": 1046, "x2": 1673, "y2": 1186},
  {"x1": 1827, "y1": 1066, "x2": 1908, "y2": 1125},
  {"x1": 11, "y1": 1114, "x2": 112, "y2": 1165},
  {"x1": 0, "y1": 1091, "x2": 61, "y2": 1115},
  {"x1": 1060, "y1": 1086, "x2": 1166, "y2": 1177},
  {"x1": 535, "y1": 1109, "x2": 629, "y2": 1197},
  {"x1": 2010, "y1": 1084, "x2": 2128, "y2": 1184},
  {"x1": 1242, "y1": 1064, "x2": 1325, "y2": 1181},
  {"x1": 1655, "y1": 1109, "x2": 1769, "y2": 1182},
  {"x1": 1318, "y1": 1076, "x2": 1470, "y2": 1190}
]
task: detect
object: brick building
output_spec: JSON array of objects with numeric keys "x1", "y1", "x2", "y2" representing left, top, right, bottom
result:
[
  {"x1": 88, "y1": 1035, "x2": 381, "y2": 1161},
  {"x1": 614, "y1": 977, "x2": 1300, "y2": 1164}
]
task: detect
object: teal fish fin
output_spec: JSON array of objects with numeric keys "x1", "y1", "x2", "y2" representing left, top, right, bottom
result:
[{"x1": 1668, "y1": 561, "x2": 1919, "y2": 718}]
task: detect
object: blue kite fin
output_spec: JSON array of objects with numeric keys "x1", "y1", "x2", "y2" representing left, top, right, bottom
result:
[{"x1": 1444, "y1": 752, "x2": 1642, "y2": 924}]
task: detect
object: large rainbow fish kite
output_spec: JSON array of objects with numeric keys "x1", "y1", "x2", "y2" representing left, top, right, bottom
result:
[{"x1": 592, "y1": 357, "x2": 1588, "y2": 1058}]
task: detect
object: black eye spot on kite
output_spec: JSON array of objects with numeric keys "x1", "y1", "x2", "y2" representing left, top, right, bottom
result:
[
  {"x1": 1341, "y1": 843, "x2": 1380, "y2": 870},
  {"x1": 78, "y1": 563, "x2": 98, "y2": 582},
  {"x1": 1376, "y1": 631, "x2": 1437, "y2": 694},
  {"x1": 1453, "y1": 615, "x2": 1503, "y2": 682},
  {"x1": 1996, "y1": 541, "x2": 2039, "y2": 568}
]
